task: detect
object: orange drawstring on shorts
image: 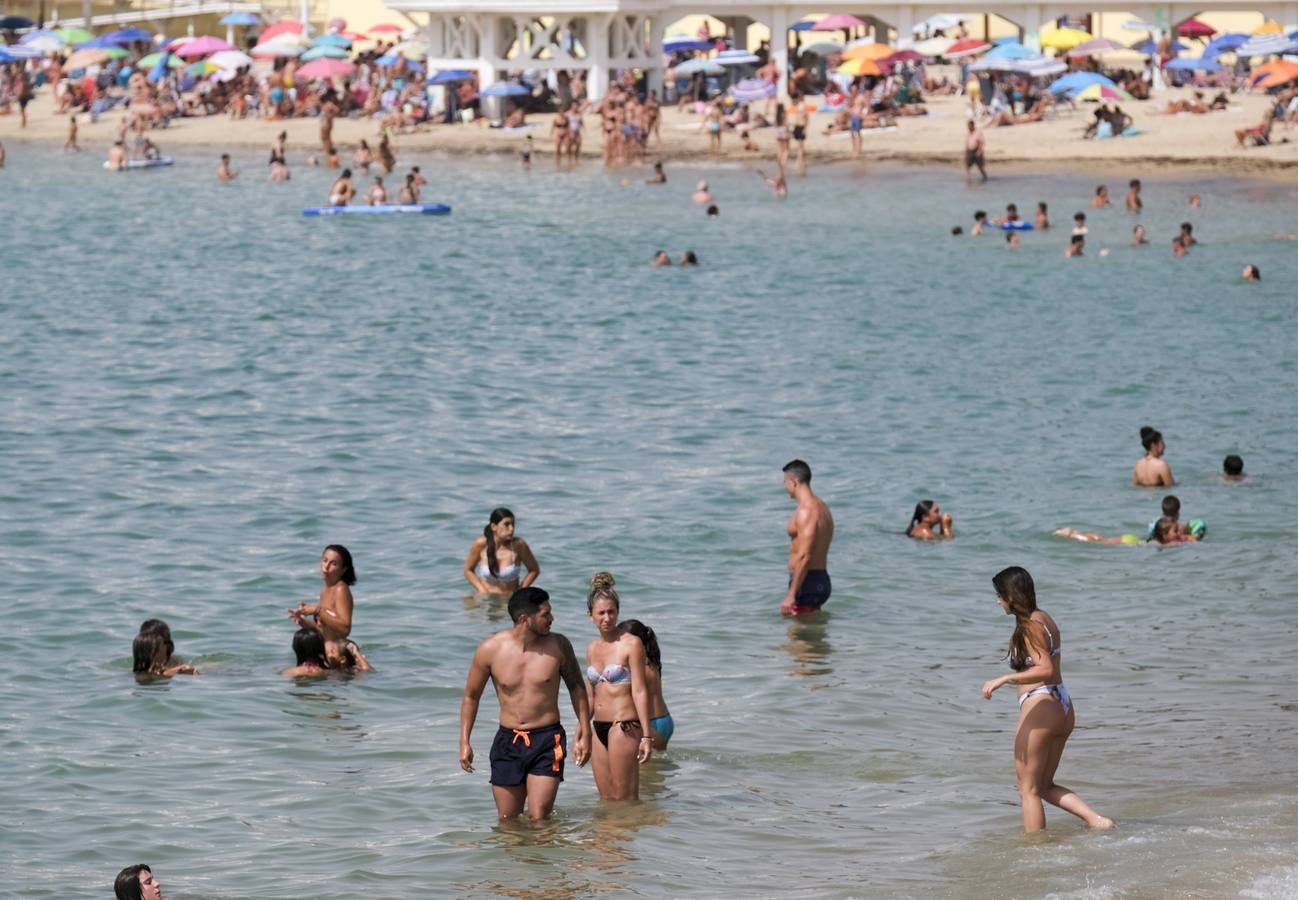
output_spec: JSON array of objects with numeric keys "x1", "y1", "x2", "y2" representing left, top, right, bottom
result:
[
  {"x1": 552, "y1": 733, "x2": 565, "y2": 771},
  {"x1": 511, "y1": 729, "x2": 531, "y2": 747}
]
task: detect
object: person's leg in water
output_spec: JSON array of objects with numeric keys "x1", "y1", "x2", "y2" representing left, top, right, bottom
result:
[{"x1": 1014, "y1": 696, "x2": 1113, "y2": 832}]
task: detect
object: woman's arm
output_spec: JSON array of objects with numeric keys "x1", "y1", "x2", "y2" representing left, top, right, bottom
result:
[
  {"x1": 516, "y1": 539, "x2": 540, "y2": 588},
  {"x1": 982, "y1": 624, "x2": 1054, "y2": 698},
  {"x1": 626, "y1": 637, "x2": 653, "y2": 763},
  {"x1": 463, "y1": 538, "x2": 490, "y2": 593}
]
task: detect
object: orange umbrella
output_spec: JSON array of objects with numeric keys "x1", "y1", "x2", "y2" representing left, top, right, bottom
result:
[
  {"x1": 836, "y1": 57, "x2": 885, "y2": 76},
  {"x1": 1251, "y1": 59, "x2": 1297, "y2": 77},
  {"x1": 842, "y1": 42, "x2": 894, "y2": 61},
  {"x1": 1252, "y1": 20, "x2": 1283, "y2": 35},
  {"x1": 1253, "y1": 60, "x2": 1298, "y2": 88}
]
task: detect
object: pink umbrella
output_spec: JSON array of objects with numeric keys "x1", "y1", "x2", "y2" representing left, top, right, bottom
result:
[
  {"x1": 369, "y1": 23, "x2": 403, "y2": 33},
  {"x1": 812, "y1": 14, "x2": 866, "y2": 31},
  {"x1": 945, "y1": 38, "x2": 990, "y2": 58},
  {"x1": 1066, "y1": 37, "x2": 1125, "y2": 57},
  {"x1": 885, "y1": 49, "x2": 924, "y2": 64},
  {"x1": 173, "y1": 35, "x2": 234, "y2": 57},
  {"x1": 296, "y1": 57, "x2": 356, "y2": 79},
  {"x1": 259, "y1": 20, "x2": 304, "y2": 42}
]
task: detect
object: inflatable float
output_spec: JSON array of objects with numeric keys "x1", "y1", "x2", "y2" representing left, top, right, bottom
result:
[
  {"x1": 303, "y1": 204, "x2": 451, "y2": 217},
  {"x1": 103, "y1": 157, "x2": 175, "y2": 170},
  {"x1": 997, "y1": 220, "x2": 1035, "y2": 231}
]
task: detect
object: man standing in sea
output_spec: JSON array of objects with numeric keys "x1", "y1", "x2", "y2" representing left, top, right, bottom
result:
[
  {"x1": 779, "y1": 460, "x2": 835, "y2": 616},
  {"x1": 964, "y1": 119, "x2": 987, "y2": 185},
  {"x1": 460, "y1": 587, "x2": 590, "y2": 821}
]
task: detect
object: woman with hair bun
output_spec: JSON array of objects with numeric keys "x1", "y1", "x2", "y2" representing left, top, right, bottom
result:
[
  {"x1": 1132, "y1": 426, "x2": 1174, "y2": 486},
  {"x1": 981, "y1": 566, "x2": 1114, "y2": 833},
  {"x1": 464, "y1": 508, "x2": 540, "y2": 596},
  {"x1": 585, "y1": 572, "x2": 653, "y2": 800}
]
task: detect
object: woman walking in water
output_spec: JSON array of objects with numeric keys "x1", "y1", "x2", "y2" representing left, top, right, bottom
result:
[
  {"x1": 981, "y1": 566, "x2": 1114, "y2": 833},
  {"x1": 585, "y1": 573, "x2": 653, "y2": 800},
  {"x1": 463, "y1": 507, "x2": 540, "y2": 596},
  {"x1": 1132, "y1": 426, "x2": 1174, "y2": 486}
]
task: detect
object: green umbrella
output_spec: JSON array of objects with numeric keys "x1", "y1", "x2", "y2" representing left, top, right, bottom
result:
[
  {"x1": 104, "y1": 46, "x2": 129, "y2": 59},
  {"x1": 56, "y1": 27, "x2": 94, "y2": 44},
  {"x1": 138, "y1": 51, "x2": 182, "y2": 68}
]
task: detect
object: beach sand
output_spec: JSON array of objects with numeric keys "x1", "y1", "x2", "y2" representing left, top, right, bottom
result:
[{"x1": 2, "y1": 88, "x2": 1294, "y2": 176}]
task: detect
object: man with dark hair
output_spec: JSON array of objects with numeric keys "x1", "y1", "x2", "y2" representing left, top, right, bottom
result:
[
  {"x1": 460, "y1": 587, "x2": 590, "y2": 821},
  {"x1": 780, "y1": 460, "x2": 834, "y2": 616},
  {"x1": 1223, "y1": 455, "x2": 1245, "y2": 481},
  {"x1": 114, "y1": 864, "x2": 162, "y2": 900}
]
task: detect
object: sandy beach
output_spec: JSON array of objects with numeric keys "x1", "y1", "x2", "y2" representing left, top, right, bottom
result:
[{"x1": 2, "y1": 86, "x2": 1295, "y2": 175}]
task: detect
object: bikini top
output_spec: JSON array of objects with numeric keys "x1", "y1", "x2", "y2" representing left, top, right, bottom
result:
[
  {"x1": 1013, "y1": 618, "x2": 1061, "y2": 671},
  {"x1": 475, "y1": 558, "x2": 521, "y2": 583},
  {"x1": 586, "y1": 663, "x2": 631, "y2": 685}
]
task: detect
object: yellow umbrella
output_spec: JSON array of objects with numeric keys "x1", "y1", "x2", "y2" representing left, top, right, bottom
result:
[
  {"x1": 842, "y1": 41, "x2": 894, "y2": 60},
  {"x1": 1040, "y1": 27, "x2": 1093, "y2": 50},
  {"x1": 836, "y1": 57, "x2": 884, "y2": 76},
  {"x1": 1253, "y1": 20, "x2": 1283, "y2": 35}
]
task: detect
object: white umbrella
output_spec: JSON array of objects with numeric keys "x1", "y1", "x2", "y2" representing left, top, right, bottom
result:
[
  {"x1": 674, "y1": 57, "x2": 725, "y2": 75},
  {"x1": 913, "y1": 14, "x2": 969, "y2": 34},
  {"x1": 1235, "y1": 34, "x2": 1298, "y2": 57},
  {"x1": 208, "y1": 49, "x2": 253, "y2": 70},
  {"x1": 715, "y1": 49, "x2": 759, "y2": 65},
  {"x1": 913, "y1": 37, "x2": 951, "y2": 56}
]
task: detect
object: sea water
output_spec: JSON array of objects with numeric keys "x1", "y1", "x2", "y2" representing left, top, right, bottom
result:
[{"x1": 2, "y1": 148, "x2": 1297, "y2": 898}]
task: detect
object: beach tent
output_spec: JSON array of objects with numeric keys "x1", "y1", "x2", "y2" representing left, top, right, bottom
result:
[{"x1": 1163, "y1": 56, "x2": 1222, "y2": 73}]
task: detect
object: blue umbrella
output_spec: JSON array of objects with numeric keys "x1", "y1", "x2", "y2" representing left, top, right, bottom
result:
[
  {"x1": 1235, "y1": 34, "x2": 1298, "y2": 57},
  {"x1": 1164, "y1": 56, "x2": 1223, "y2": 72},
  {"x1": 19, "y1": 28, "x2": 59, "y2": 44},
  {"x1": 0, "y1": 47, "x2": 16, "y2": 62},
  {"x1": 103, "y1": 27, "x2": 153, "y2": 43},
  {"x1": 790, "y1": 20, "x2": 818, "y2": 31},
  {"x1": 664, "y1": 36, "x2": 712, "y2": 53},
  {"x1": 0, "y1": 43, "x2": 40, "y2": 58},
  {"x1": 427, "y1": 68, "x2": 473, "y2": 84},
  {"x1": 219, "y1": 12, "x2": 261, "y2": 26},
  {"x1": 1048, "y1": 71, "x2": 1113, "y2": 94},
  {"x1": 76, "y1": 35, "x2": 126, "y2": 49},
  {"x1": 300, "y1": 45, "x2": 349, "y2": 61},
  {"x1": 1132, "y1": 38, "x2": 1187, "y2": 53},
  {"x1": 984, "y1": 41, "x2": 1034, "y2": 59},
  {"x1": 313, "y1": 33, "x2": 352, "y2": 47},
  {"x1": 0, "y1": 15, "x2": 34, "y2": 29},
  {"x1": 147, "y1": 49, "x2": 172, "y2": 83},
  {"x1": 481, "y1": 81, "x2": 530, "y2": 97},
  {"x1": 1204, "y1": 32, "x2": 1248, "y2": 57}
]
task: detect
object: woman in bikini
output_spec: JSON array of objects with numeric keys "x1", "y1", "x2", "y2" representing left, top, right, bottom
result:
[
  {"x1": 981, "y1": 566, "x2": 1114, "y2": 833},
  {"x1": 1132, "y1": 425, "x2": 1174, "y2": 486},
  {"x1": 463, "y1": 507, "x2": 540, "y2": 596},
  {"x1": 585, "y1": 572, "x2": 653, "y2": 800},
  {"x1": 905, "y1": 500, "x2": 953, "y2": 539},
  {"x1": 619, "y1": 619, "x2": 672, "y2": 750}
]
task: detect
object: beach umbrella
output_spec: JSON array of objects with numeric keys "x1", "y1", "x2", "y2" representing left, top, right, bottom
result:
[
  {"x1": 812, "y1": 14, "x2": 866, "y2": 32},
  {"x1": 64, "y1": 47, "x2": 110, "y2": 68},
  {"x1": 790, "y1": 19, "x2": 818, "y2": 32},
  {"x1": 1040, "y1": 28, "x2": 1093, "y2": 51},
  {"x1": 19, "y1": 32, "x2": 64, "y2": 52},
  {"x1": 146, "y1": 49, "x2": 174, "y2": 81},
  {"x1": 185, "y1": 59, "x2": 219, "y2": 75},
  {"x1": 729, "y1": 78, "x2": 776, "y2": 102},
  {"x1": 103, "y1": 27, "x2": 153, "y2": 43},
  {"x1": 886, "y1": 49, "x2": 924, "y2": 64},
  {"x1": 1131, "y1": 38, "x2": 1186, "y2": 54},
  {"x1": 481, "y1": 81, "x2": 531, "y2": 97},
  {"x1": 75, "y1": 35, "x2": 125, "y2": 49},
  {"x1": 1014, "y1": 58, "x2": 1067, "y2": 76},
  {"x1": 1122, "y1": 18, "x2": 1155, "y2": 31},
  {"x1": 1235, "y1": 34, "x2": 1298, "y2": 58},
  {"x1": 427, "y1": 68, "x2": 473, "y2": 84},
  {"x1": 1204, "y1": 33, "x2": 1248, "y2": 57},
  {"x1": 0, "y1": 43, "x2": 40, "y2": 58},
  {"x1": 945, "y1": 38, "x2": 989, "y2": 58},
  {"x1": 663, "y1": 35, "x2": 712, "y2": 53},
  {"x1": 913, "y1": 37, "x2": 951, "y2": 56},
  {"x1": 252, "y1": 41, "x2": 305, "y2": 58},
  {"x1": 259, "y1": 21, "x2": 304, "y2": 42},
  {"x1": 673, "y1": 57, "x2": 725, "y2": 76},
  {"x1": 1253, "y1": 21, "x2": 1283, "y2": 35},
  {"x1": 295, "y1": 58, "x2": 355, "y2": 79},
  {"x1": 300, "y1": 44, "x2": 350, "y2": 61},
  {"x1": 219, "y1": 12, "x2": 261, "y2": 26},
  {"x1": 1163, "y1": 56, "x2": 1223, "y2": 72},
  {"x1": 1048, "y1": 71, "x2": 1113, "y2": 94},
  {"x1": 138, "y1": 51, "x2": 182, "y2": 69},
  {"x1": 19, "y1": 28, "x2": 60, "y2": 43},
  {"x1": 1252, "y1": 61, "x2": 1298, "y2": 88},
  {"x1": 1076, "y1": 83, "x2": 1133, "y2": 101},
  {"x1": 0, "y1": 14, "x2": 34, "y2": 29},
  {"x1": 836, "y1": 57, "x2": 885, "y2": 76},
  {"x1": 912, "y1": 13, "x2": 969, "y2": 34},
  {"x1": 370, "y1": 23, "x2": 404, "y2": 33},
  {"x1": 800, "y1": 41, "x2": 844, "y2": 56},
  {"x1": 56, "y1": 27, "x2": 94, "y2": 44},
  {"x1": 313, "y1": 33, "x2": 352, "y2": 47},
  {"x1": 1066, "y1": 37, "x2": 1124, "y2": 57},
  {"x1": 208, "y1": 49, "x2": 253, "y2": 69},
  {"x1": 984, "y1": 41, "x2": 1033, "y2": 59},
  {"x1": 173, "y1": 35, "x2": 234, "y2": 56},
  {"x1": 390, "y1": 40, "x2": 429, "y2": 59},
  {"x1": 1177, "y1": 18, "x2": 1216, "y2": 39},
  {"x1": 842, "y1": 42, "x2": 894, "y2": 60},
  {"x1": 715, "y1": 49, "x2": 760, "y2": 65}
]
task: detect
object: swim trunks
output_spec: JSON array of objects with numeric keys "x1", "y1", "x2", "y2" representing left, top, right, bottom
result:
[
  {"x1": 850, "y1": 115, "x2": 862, "y2": 133},
  {"x1": 964, "y1": 148, "x2": 983, "y2": 167},
  {"x1": 489, "y1": 722, "x2": 566, "y2": 786},
  {"x1": 789, "y1": 569, "x2": 831, "y2": 610},
  {"x1": 792, "y1": 125, "x2": 806, "y2": 141}
]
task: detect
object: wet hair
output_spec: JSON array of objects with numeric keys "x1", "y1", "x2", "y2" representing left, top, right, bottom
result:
[
  {"x1": 360, "y1": 139, "x2": 370, "y2": 148},
  {"x1": 682, "y1": 250, "x2": 698, "y2": 265},
  {"x1": 132, "y1": 633, "x2": 167, "y2": 675},
  {"x1": 292, "y1": 627, "x2": 327, "y2": 667},
  {"x1": 1095, "y1": 185, "x2": 1106, "y2": 196},
  {"x1": 323, "y1": 544, "x2": 356, "y2": 585},
  {"x1": 1140, "y1": 426, "x2": 1163, "y2": 452},
  {"x1": 1150, "y1": 516, "x2": 1179, "y2": 544},
  {"x1": 138, "y1": 619, "x2": 174, "y2": 659},
  {"x1": 509, "y1": 586, "x2": 550, "y2": 623},
  {"x1": 951, "y1": 226, "x2": 964, "y2": 235},
  {"x1": 1180, "y1": 222, "x2": 1193, "y2": 234},
  {"x1": 1133, "y1": 224, "x2": 1144, "y2": 233},
  {"x1": 586, "y1": 571, "x2": 619, "y2": 614},
  {"x1": 1073, "y1": 212, "x2": 1086, "y2": 222},
  {"x1": 906, "y1": 500, "x2": 936, "y2": 536},
  {"x1": 1244, "y1": 264, "x2": 1260, "y2": 281},
  {"x1": 619, "y1": 618, "x2": 661, "y2": 671},
  {"x1": 482, "y1": 507, "x2": 514, "y2": 577},
  {"x1": 1006, "y1": 203, "x2": 1017, "y2": 214},
  {"x1": 1037, "y1": 201, "x2": 1047, "y2": 213},
  {"x1": 993, "y1": 566, "x2": 1039, "y2": 671},
  {"x1": 1130, "y1": 179, "x2": 1140, "y2": 188},
  {"x1": 1162, "y1": 495, "x2": 1180, "y2": 517},
  {"x1": 411, "y1": 165, "x2": 420, "y2": 173},
  {"x1": 115, "y1": 864, "x2": 152, "y2": 900},
  {"x1": 974, "y1": 210, "x2": 986, "y2": 221},
  {"x1": 1070, "y1": 234, "x2": 1084, "y2": 246},
  {"x1": 706, "y1": 205, "x2": 719, "y2": 217},
  {"x1": 782, "y1": 459, "x2": 812, "y2": 485},
  {"x1": 1223, "y1": 455, "x2": 1244, "y2": 476},
  {"x1": 220, "y1": 153, "x2": 229, "y2": 161},
  {"x1": 1005, "y1": 232, "x2": 1015, "y2": 244},
  {"x1": 341, "y1": 168, "x2": 352, "y2": 178},
  {"x1": 653, "y1": 161, "x2": 663, "y2": 171}
]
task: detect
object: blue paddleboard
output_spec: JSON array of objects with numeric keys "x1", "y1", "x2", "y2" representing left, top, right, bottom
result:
[{"x1": 303, "y1": 204, "x2": 451, "y2": 217}]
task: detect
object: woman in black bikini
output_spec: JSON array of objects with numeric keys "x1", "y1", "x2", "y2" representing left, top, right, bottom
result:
[{"x1": 585, "y1": 572, "x2": 652, "y2": 801}]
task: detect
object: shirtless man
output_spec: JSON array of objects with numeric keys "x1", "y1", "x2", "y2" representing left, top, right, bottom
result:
[
  {"x1": 780, "y1": 459, "x2": 834, "y2": 616},
  {"x1": 460, "y1": 587, "x2": 591, "y2": 821},
  {"x1": 964, "y1": 120, "x2": 986, "y2": 185},
  {"x1": 1126, "y1": 179, "x2": 1142, "y2": 213},
  {"x1": 217, "y1": 153, "x2": 237, "y2": 181},
  {"x1": 106, "y1": 140, "x2": 127, "y2": 171},
  {"x1": 328, "y1": 169, "x2": 355, "y2": 206}
]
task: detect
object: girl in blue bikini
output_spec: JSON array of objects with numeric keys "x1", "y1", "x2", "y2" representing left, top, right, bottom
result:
[
  {"x1": 981, "y1": 566, "x2": 1115, "y2": 833},
  {"x1": 619, "y1": 619, "x2": 673, "y2": 750}
]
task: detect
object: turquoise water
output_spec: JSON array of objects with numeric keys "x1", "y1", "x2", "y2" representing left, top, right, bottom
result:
[{"x1": 3, "y1": 148, "x2": 1298, "y2": 898}]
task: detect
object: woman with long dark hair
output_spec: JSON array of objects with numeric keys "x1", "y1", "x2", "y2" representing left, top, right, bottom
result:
[
  {"x1": 981, "y1": 566, "x2": 1113, "y2": 832},
  {"x1": 464, "y1": 508, "x2": 540, "y2": 596},
  {"x1": 906, "y1": 500, "x2": 953, "y2": 539},
  {"x1": 619, "y1": 618, "x2": 673, "y2": 750}
]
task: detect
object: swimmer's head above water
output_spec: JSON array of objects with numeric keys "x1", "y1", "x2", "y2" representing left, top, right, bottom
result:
[
  {"x1": 321, "y1": 544, "x2": 356, "y2": 585},
  {"x1": 1140, "y1": 426, "x2": 1164, "y2": 456},
  {"x1": 1223, "y1": 454, "x2": 1245, "y2": 478}
]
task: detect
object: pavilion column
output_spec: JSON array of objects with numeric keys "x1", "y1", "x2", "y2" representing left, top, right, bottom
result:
[
  {"x1": 894, "y1": 5, "x2": 915, "y2": 44},
  {"x1": 769, "y1": 4, "x2": 788, "y2": 98},
  {"x1": 1285, "y1": 2, "x2": 1298, "y2": 30},
  {"x1": 1021, "y1": 4, "x2": 1042, "y2": 52},
  {"x1": 81, "y1": 0, "x2": 90, "y2": 27},
  {"x1": 648, "y1": 14, "x2": 666, "y2": 96},
  {"x1": 477, "y1": 15, "x2": 498, "y2": 91},
  {"x1": 587, "y1": 13, "x2": 611, "y2": 99}
]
